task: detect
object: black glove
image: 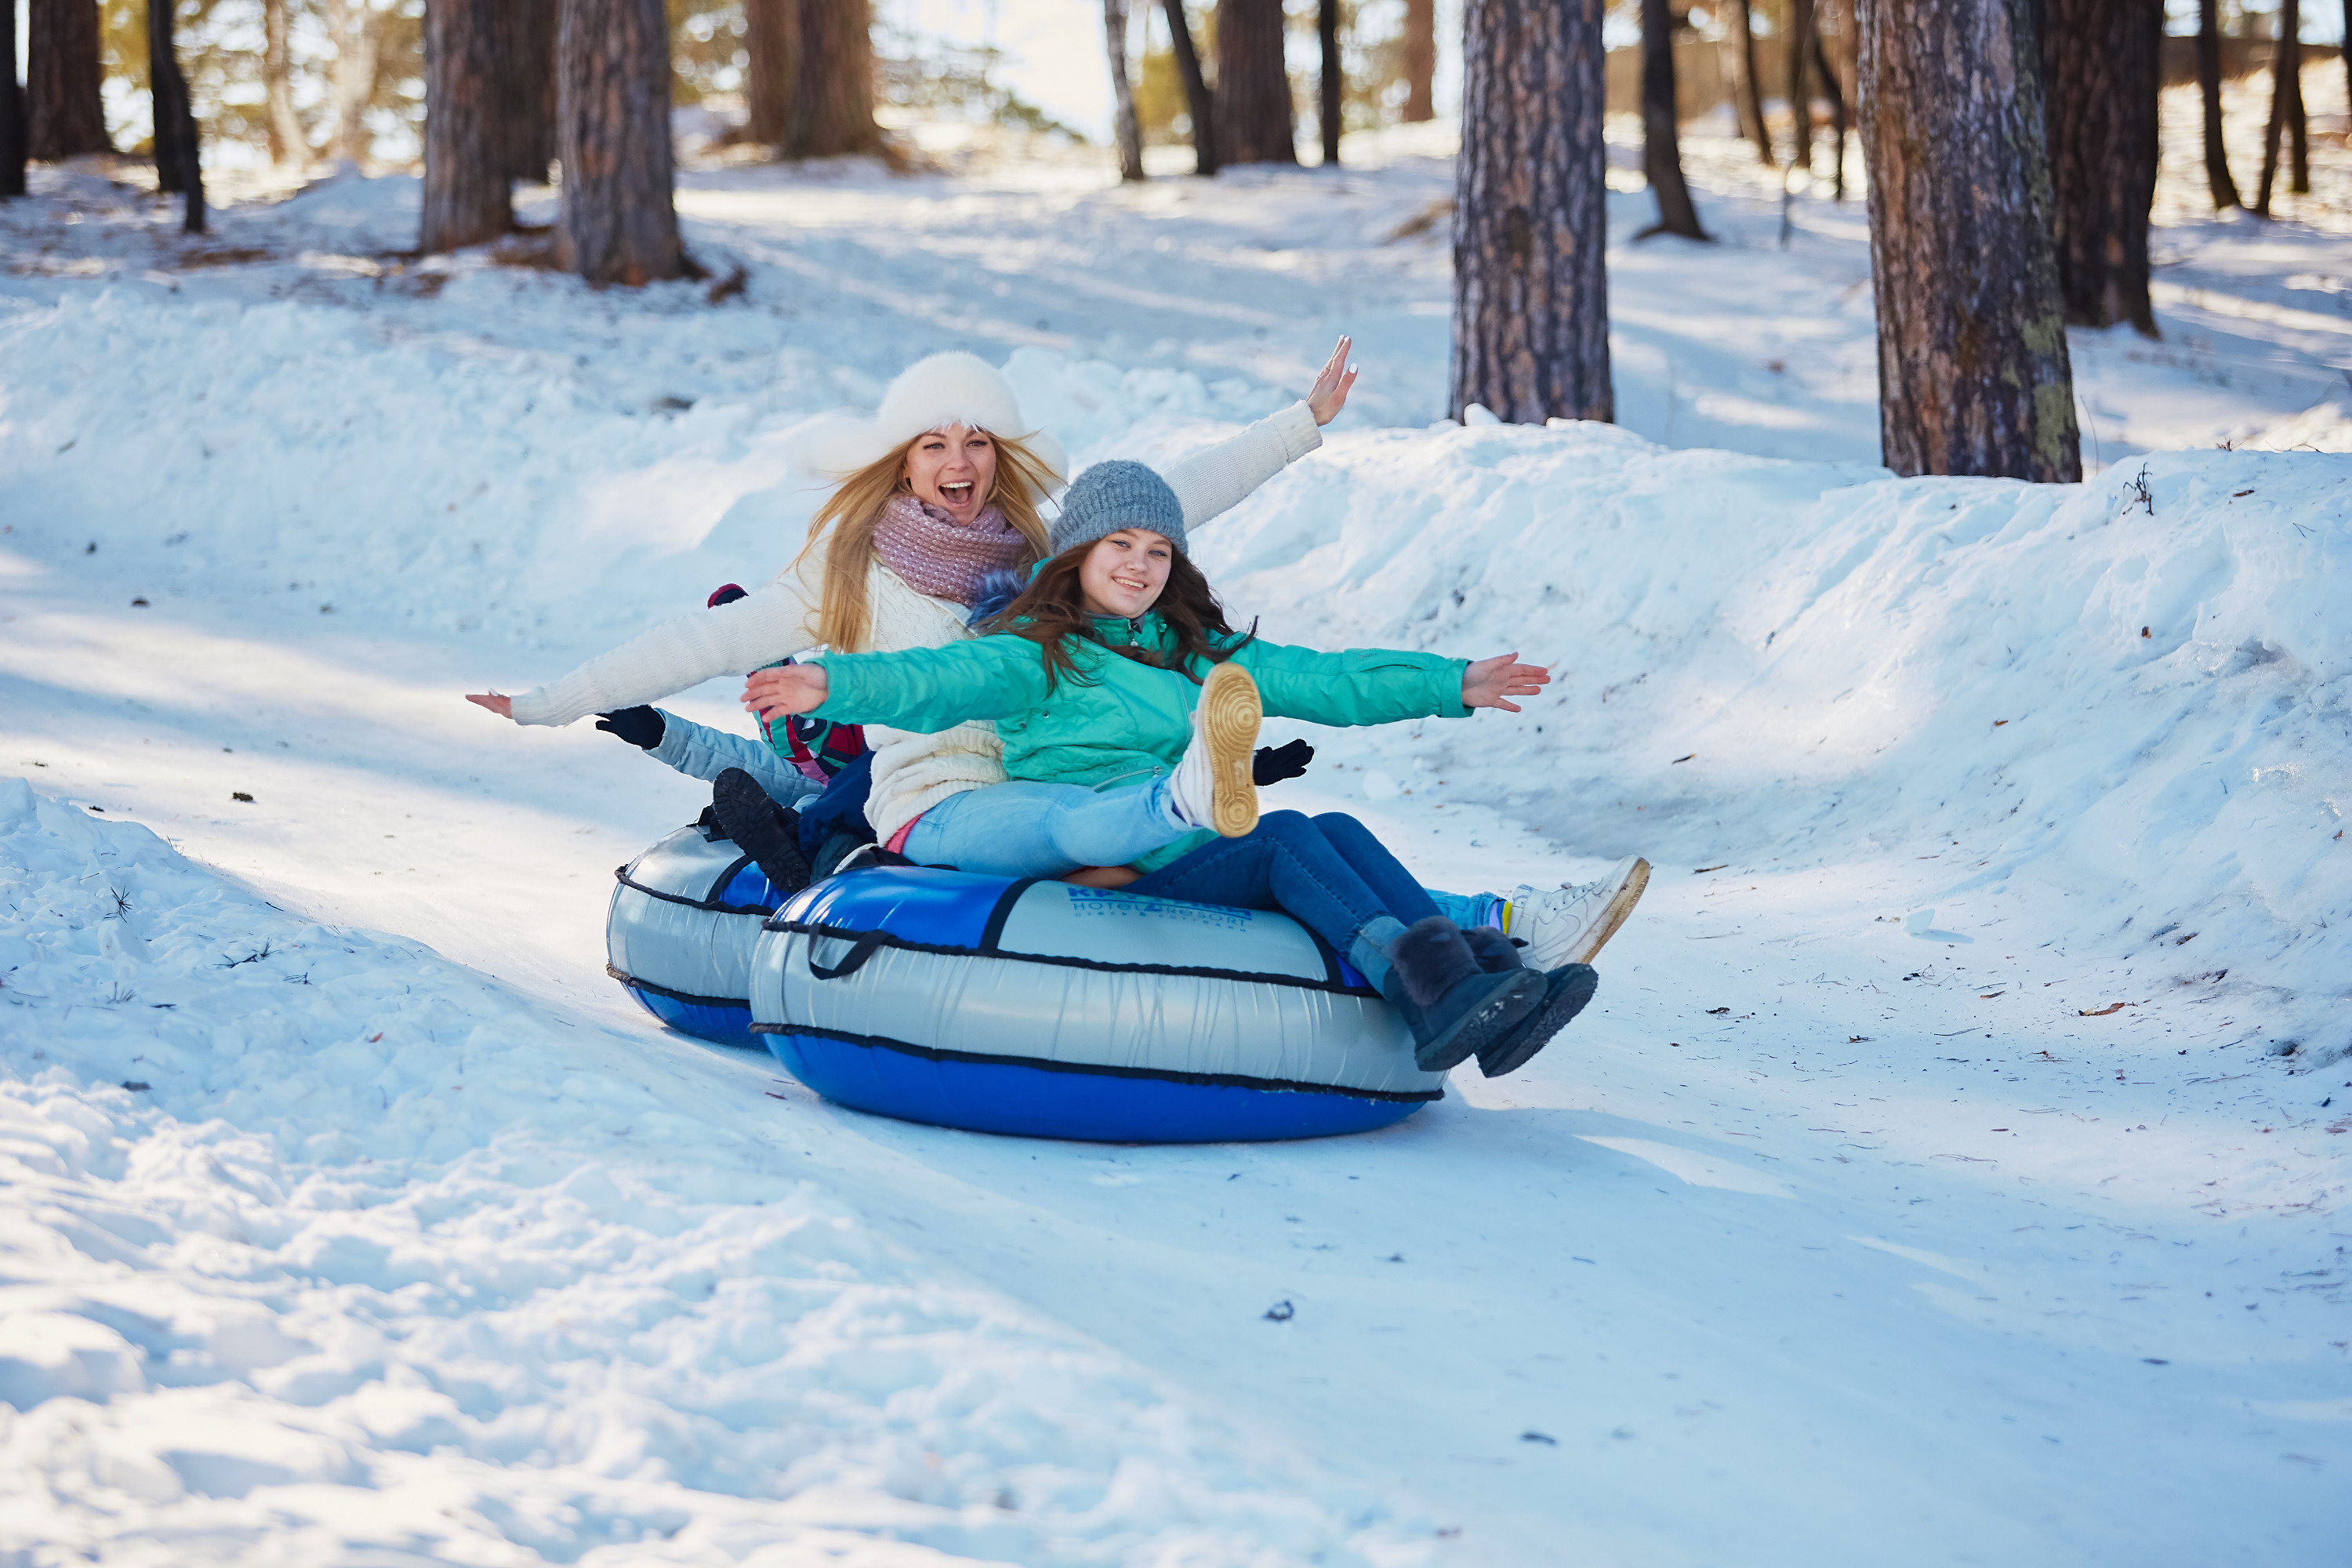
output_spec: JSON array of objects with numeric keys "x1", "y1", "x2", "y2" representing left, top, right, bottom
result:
[
  {"x1": 595, "y1": 706, "x2": 665, "y2": 750},
  {"x1": 1253, "y1": 739, "x2": 1314, "y2": 786}
]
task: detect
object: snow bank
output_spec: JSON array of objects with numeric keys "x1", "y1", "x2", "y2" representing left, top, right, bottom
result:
[
  {"x1": 0, "y1": 782, "x2": 1432, "y2": 1565},
  {"x1": 1197, "y1": 424, "x2": 2351, "y2": 1062}
]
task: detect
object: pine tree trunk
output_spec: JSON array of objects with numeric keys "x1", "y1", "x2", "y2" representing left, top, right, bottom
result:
[
  {"x1": 1214, "y1": 0, "x2": 1295, "y2": 165},
  {"x1": 1812, "y1": 33, "x2": 1847, "y2": 198},
  {"x1": 1860, "y1": 0, "x2": 2078, "y2": 482},
  {"x1": 2, "y1": 2, "x2": 27, "y2": 197},
  {"x1": 746, "y1": 0, "x2": 798, "y2": 148},
  {"x1": 2042, "y1": 0, "x2": 2157, "y2": 336},
  {"x1": 1401, "y1": 0, "x2": 1435, "y2": 123},
  {"x1": 27, "y1": 0, "x2": 111, "y2": 160},
  {"x1": 789, "y1": 0, "x2": 881, "y2": 158},
  {"x1": 2255, "y1": 0, "x2": 2305, "y2": 214},
  {"x1": 1726, "y1": 0, "x2": 1772, "y2": 164},
  {"x1": 1788, "y1": 0, "x2": 1816, "y2": 174},
  {"x1": 422, "y1": 0, "x2": 511, "y2": 252},
  {"x1": 2194, "y1": 0, "x2": 2238, "y2": 208},
  {"x1": 495, "y1": 0, "x2": 557, "y2": 181},
  {"x1": 1451, "y1": 0, "x2": 1611, "y2": 424},
  {"x1": 557, "y1": 0, "x2": 682, "y2": 285},
  {"x1": 324, "y1": 0, "x2": 383, "y2": 163},
  {"x1": 263, "y1": 0, "x2": 308, "y2": 165},
  {"x1": 148, "y1": 0, "x2": 204, "y2": 231},
  {"x1": 1319, "y1": 0, "x2": 1341, "y2": 165},
  {"x1": 1105, "y1": 0, "x2": 1145, "y2": 180},
  {"x1": 1639, "y1": 0, "x2": 1706, "y2": 239},
  {"x1": 1160, "y1": 0, "x2": 1217, "y2": 172}
]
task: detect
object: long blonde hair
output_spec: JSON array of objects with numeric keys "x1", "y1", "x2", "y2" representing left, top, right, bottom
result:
[{"x1": 791, "y1": 431, "x2": 1056, "y2": 652}]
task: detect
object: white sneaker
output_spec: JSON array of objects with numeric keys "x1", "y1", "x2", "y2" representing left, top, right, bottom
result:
[
  {"x1": 1164, "y1": 662, "x2": 1261, "y2": 837},
  {"x1": 1504, "y1": 856, "x2": 1651, "y2": 969}
]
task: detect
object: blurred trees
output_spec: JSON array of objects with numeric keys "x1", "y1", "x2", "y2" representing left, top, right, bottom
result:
[
  {"x1": 420, "y1": 0, "x2": 510, "y2": 252},
  {"x1": 1107, "y1": 0, "x2": 1145, "y2": 180},
  {"x1": 1451, "y1": 0, "x2": 1612, "y2": 424},
  {"x1": 1639, "y1": 0, "x2": 1706, "y2": 238},
  {"x1": 1214, "y1": 0, "x2": 1292, "y2": 164},
  {"x1": 789, "y1": 0, "x2": 880, "y2": 156},
  {"x1": 2, "y1": 5, "x2": 27, "y2": 195},
  {"x1": 2042, "y1": 0, "x2": 2158, "y2": 334},
  {"x1": 557, "y1": 0, "x2": 683, "y2": 282},
  {"x1": 2194, "y1": 0, "x2": 2241, "y2": 209},
  {"x1": 29, "y1": 0, "x2": 114, "y2": 158},
  {"x1": 148, "y1": 0, "x2": 205, "y2": 230},
  {"x1": 2254, "y1": 0, "x2": 2307, "y2": 214},
  {"x1": 1859, "y1": 0, "x2": 2077, "y2": 482}
]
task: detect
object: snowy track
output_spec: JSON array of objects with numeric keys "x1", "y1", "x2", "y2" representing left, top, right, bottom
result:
[{"x1": 5, "y1": 132, "x2": 2352, "y2": 1564}]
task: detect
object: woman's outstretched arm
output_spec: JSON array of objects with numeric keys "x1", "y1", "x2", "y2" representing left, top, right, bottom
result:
[
  {"x1": 1163, "y1": 335, "x2": 1357, "y2": 529},
  {"x1": 467, "y1": 569, "x2": 824, "y2": 728}
]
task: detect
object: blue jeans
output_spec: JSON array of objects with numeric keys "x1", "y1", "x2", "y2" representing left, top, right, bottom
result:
[
  {"x1": 648, "y1": 711, "x2": 819, "y2": 807},
  {"x1": 1124, "y1": 811, "x2": 1440, "y2": 992},
  {"x1": 901, "y1": 779, "x2": 1186, "y2": 878}
]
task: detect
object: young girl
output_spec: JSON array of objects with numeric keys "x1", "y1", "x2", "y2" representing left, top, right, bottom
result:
[{"x1": 740, "y1": 461, "x2": 1602, "y2": 1078}]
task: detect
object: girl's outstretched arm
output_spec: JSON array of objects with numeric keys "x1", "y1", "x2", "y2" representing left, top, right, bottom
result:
[{"x1": 745, "y1": 635, "x2": 1051, "y2": 735}]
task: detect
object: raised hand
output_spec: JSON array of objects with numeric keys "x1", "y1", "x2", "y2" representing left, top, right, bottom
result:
[
  {"x1": 466, "y1": 692, "x2": 514, "y2": 720},
  {"x1": 1461, "y1": 654, "x2": 1550, "y2": 714},
  {"x1": 742, "y1": 662, "x2": 829, "y2": 721},
  {"x1": 1305, "y1": 335, "x2": 1359, "y2": 426}
]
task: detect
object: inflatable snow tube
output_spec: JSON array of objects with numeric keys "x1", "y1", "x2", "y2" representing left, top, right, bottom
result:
[
  {"x1": 607, "y1": 822, "x2": 784, "y2": 1047},
  {"x1": 750, "y1": 866, "x2": 1446, "y2": 1143}
]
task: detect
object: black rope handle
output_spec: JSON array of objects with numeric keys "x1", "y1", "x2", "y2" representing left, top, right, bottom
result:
[{"x1": 805, "y1": 931, "x2": 885, "y2": 982}]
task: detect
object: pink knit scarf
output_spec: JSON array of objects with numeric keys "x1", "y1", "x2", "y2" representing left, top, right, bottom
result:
[{"x1": 869, "y1": 492, "x2": 1025, "y2": 605}]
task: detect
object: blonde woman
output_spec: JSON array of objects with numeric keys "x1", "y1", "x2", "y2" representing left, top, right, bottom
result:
[{"x1": 466, "y1": 343, "x2": 1358, "y2": 868}]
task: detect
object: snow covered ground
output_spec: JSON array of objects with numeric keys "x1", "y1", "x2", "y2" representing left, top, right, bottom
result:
[{"x1": 3, "y1": 91, "x2": 2350, "y2": 1566}]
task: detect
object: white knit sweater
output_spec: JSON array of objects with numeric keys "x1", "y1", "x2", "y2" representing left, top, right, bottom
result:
[{"x1": 510, "y1": 399, "x2": 1323, "y2": 839}]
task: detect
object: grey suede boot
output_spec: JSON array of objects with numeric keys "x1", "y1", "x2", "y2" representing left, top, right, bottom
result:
[
  {"x1": 1454, "y1": 926, "x2": 1600, "y2": 1079},
  {"x1": 1379, "y1": 916, "x2": 1544, "y2": 1072}
]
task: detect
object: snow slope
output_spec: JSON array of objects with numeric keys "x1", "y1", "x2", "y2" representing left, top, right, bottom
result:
[{"x1": 5, "y1": 123, "x2": 2352, "y2": 1565}]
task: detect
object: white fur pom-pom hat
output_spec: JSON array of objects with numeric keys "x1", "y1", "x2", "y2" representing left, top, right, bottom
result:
[{"x1": 782, "y1": 351, "x2": 1071, "y2": 502}]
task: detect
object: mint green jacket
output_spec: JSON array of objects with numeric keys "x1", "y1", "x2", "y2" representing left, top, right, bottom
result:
[{"x1": 811, "y1": 615, "x2": 1470, "y2": 869}]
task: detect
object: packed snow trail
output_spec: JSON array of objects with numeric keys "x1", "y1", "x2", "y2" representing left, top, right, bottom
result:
[{"x1": 5, "y1": 150, "x2": 2351, "y2": 1565}]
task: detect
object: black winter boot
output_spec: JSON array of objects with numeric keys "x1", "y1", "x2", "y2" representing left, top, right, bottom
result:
[
  {"x1": 1477, "y1": 964, "x2": 1599, "y2": 1079},
  {"x1": 710, "y1": 768, "x2": 811, "y2": 895},
  {"x1": 1381, "y1": 916, "x2": 1544, "y2": 1073}
]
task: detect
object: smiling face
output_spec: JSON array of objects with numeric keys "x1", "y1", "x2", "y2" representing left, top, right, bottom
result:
[
  {"x1": 902, "y1": 424, "x2": 1000, "y2": 524},
  {"x1": 1076, "y1": 528, "x2": 1174, "y2": 620}
]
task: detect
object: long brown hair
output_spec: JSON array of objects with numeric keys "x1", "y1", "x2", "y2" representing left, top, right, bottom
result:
[
  {"x1": 789, "y1": 430, "x2": 1057, "y2": 652},
  {"x1": 982, "y1": 539, "x2": 1254, "y2": 691}
]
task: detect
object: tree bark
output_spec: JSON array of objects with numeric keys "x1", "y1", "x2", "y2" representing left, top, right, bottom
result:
[
  {"x1": 746, "y1": 0, "x2": 798, "y2": 148},
  {"x1": 1726, "y1": 0, "x2": 1772, "y2": 165},
  {"x1": 1214, "y1": 0, "x2": 1295, "y2": 165},
  {"x1": 789, "y1": 0, "x2": 881, "y2": 158},
  {"x1": 1402, "y1": 0, "x2": 1436, "y2": 123},
  {"x1": 2256, "y1": 0, "x2": 2307, "y2": 213},
  {"x1": 2194, "y1": 0, "x2": 2239, "y2": 208},
  {"x1": 1106, "y1": 0, "x2": 1145, "y2": 180},
  {"x1": 324, "y1": 0, "x2": 384, "y2": 163},
  {"x1": 422, "y1": 0, "x2": 511, "y2": 252},
  {"x1": 147, "y1": 0, "x2": 204, "y2": 231},
  {"x1": 1639, "y1": 0, "x2": 1706, "y2": 239},
  {"x1": 2, "y1": 1, "x2": 27, "y2": 197},
  {"x1": 1319, "y1": 0, "x2": 1341, "y2": 165},
  {"x1": 2042, "y1": 0, "x2": 2157, "y2": 336},
  {"x1": 263, "y1": 0, "x2": 308, "y2": 165},
  {"x1": 1451, "y1": 0, "x2": 1611, "y2": 424},
  {"x1": 27, "y1": 0, "x2": 111, "y2": 160},
  {"x1": 557, "y1": 0, "x2": 683, "y2": 284},
  {"x1": 1860, "y1": 0, "x2": 2078, "y2": 482},
  {"x1": 1160, "y1": 0, "x2": 1217, "y2": 172},
  {"x1": 495, "y1": 0, "x2": 557, "y2": 181}
]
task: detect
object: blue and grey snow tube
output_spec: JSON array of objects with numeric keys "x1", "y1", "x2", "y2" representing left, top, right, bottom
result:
[
  {"x1": 607, "y1": 823, "x2": 783, "y2": 1047},
  {"x1": 749, "y1": 866, "x2": 1446, "y2": 1143}
]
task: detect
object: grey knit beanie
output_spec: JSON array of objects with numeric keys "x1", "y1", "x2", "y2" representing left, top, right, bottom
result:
[{"x1": 1048, "y1": 459, "x2": 1187, "y2": 558}]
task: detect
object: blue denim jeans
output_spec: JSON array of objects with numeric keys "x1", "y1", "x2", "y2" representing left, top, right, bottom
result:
[
  {"x1": 901, "y1": 779, "x2": 1185, "y2": 878},
  {"x1": 1124, "y1": 810, "x2": 1442, "y2": 991}
]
